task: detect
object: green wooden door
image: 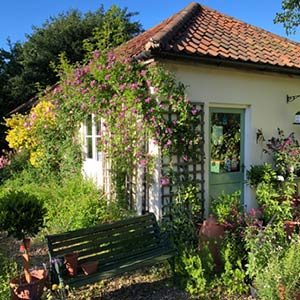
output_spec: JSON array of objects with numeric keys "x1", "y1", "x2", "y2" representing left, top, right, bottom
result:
[{"x1": 209, "y1": 107, "x2": 245, "y2": 202}]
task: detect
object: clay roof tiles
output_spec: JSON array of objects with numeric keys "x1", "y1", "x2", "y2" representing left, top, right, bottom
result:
[{"x1": 119, "y1": 2, "x2": 300, "y2": 72}]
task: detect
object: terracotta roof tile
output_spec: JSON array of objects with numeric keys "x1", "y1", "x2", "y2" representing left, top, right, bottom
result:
[{"x1": 119, "y1": 2, "x2": 300, "y2": 72}]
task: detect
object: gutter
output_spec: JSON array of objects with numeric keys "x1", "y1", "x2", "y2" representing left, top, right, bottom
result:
[{"x1": 135, "y1": 50, "x2": 300, "y2": 77}]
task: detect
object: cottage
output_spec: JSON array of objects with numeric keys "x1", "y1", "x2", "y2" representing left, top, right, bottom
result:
[
  {"x1": 8, "y1": 2, "x2": 300, "y2": 220},
  {"x1": 82, "y1": 2, "x2": 300, "y2": 218}
]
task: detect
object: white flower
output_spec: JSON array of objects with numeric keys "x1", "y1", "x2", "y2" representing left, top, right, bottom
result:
[{"x1": 277, "y1": 175, "x2": 284, "y2": 181}]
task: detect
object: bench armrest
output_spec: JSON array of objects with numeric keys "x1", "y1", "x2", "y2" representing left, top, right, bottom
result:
[{"x1": 50, "y1": 257, "x2": 65, "y2": 287}]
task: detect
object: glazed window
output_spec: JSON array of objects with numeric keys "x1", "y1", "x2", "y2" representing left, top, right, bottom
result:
[{"x1": 84, "y1": 114, "x2": 102, "y2": 161}]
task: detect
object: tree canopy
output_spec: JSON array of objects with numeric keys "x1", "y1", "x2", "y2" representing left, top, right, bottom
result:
[
  {"x1": 274, "y1": 0, "x2": 300, "y2": 34},
  {"x1": 0, "y1": 4, "x2": 142, "y2": 149}
]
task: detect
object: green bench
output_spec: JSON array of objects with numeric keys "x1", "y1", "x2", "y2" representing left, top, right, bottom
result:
[{"x1": 46, "y1": 213, "x2": 176, "y2": 293}]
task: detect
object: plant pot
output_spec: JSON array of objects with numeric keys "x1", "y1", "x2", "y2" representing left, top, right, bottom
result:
[
  {"x1": 284, "y1": 221, "x2": 298, "y2": 238},
  {"x1": 10, "y1": 269, "x2": 48, "y2": 300},
  {"x1": 198, "y1": 214, "x2": 225, "y2": 272},
  {"x1": 81, "y1": 260, "x2": 98, "y2": 275},
  {"x1": 64, "y1": 252, "x2": 79, "y2": 276}
]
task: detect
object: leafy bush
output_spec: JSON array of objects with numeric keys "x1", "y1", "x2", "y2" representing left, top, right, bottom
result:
[
  {"x1": 0, "y1": 170, "x2": 132, "y2": 236},
  {"x1": 210, "y1": 190, "x2": 242, "y2": 225},
  {"x1": 246, "y1": 163, "x2": 277, "y2": 188},
  {"x1": 0, "y1": 252, "x2": 17, "y2": 299},
  {"x1": 0, "y1": 190, "x2": 46, "y2": 240},
  {"x1": 255, "y1": 237, "x2": 300, "y2": 300}
]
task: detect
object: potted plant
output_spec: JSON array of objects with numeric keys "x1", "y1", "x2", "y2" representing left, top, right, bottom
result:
[{"x1": 0, "y1": 190, "x2": 47, "y2": 299}]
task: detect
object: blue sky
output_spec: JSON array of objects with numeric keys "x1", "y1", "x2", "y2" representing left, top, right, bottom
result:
[{"x1": 0, "y1": 1, "x2": 298, "y2": 50}]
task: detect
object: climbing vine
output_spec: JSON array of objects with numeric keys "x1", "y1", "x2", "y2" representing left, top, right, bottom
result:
[{"x1": 5, "y1": 50, "x2": 202, "y2": 203}]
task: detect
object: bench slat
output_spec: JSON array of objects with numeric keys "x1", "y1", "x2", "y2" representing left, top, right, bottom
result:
[
  {"x1": 47, "y1": 214, "x2": 156, "y2": 244},
  {"x1": 52, "y1": 228, "x2": 159, "y2": 256}
]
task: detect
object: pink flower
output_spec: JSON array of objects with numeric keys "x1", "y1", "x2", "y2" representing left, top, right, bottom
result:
[
  {"x1": 183, "y1": 155, "x2": 188, "y2": 161},
  {"x1": 90, "y1": 80, "x2": 96, "y2": 87},
  {"x1": 141, "y1": 70, "x2": 146, "y2": 76},
  {"x1": 105, "y1": 74, "x2": 111, "y2": 81},
  {"x1": 161, "y1": 177, "x2": 169, "y2": 186},
  {"x1": 140, "y1": 159, "x2": 147, "y2": 167},
  {"x1": 93, "y1": 50, "x2": 99, "y2": 59},
  {"x1": 90, "y1": 96, "x2": 95, "y2": 102}
]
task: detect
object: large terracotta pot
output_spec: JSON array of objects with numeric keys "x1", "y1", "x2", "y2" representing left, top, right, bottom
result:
[
  {"x1": 64, "y1": 252, "x2": 79, "y2": 276},
  {"x1": 10, "y1": 269, "x2": 48, "y2": 300},
  {"x1": 198, "y1": 214, "x2": 225, "y2": 272}
]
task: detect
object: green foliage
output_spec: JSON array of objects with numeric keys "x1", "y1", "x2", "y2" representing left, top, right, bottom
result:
[
  {"x1": 0, "y1": 170, "x2": 132, "y2": 236},
  {"x1": 0, "y1": 190, "x2": 46, "y2": 240},
  {"x1": 0, "y1": 252, "x2": 17, "y2": 299},
  {"x1": 256, "y1": 181, "x2": 294, "y2": 224},
  {"x1": 0, "y1": 5, "x2": 142, "y2": 150},
  {"x1": 255, "y1": 237, "x2": 300, "y2": 300},
  {"x1": 246, "y1": 163, "x2": 277, "y2": 188},
  {"x1": 180, "y1": 248, "x2": 207, "y2": 296},
  {"x1": 245, "y1": 224, "x2": 287, "y2": 281},
  {"x1": 210, "y1": 190, "x2": 242, "y2": 224},
  {"x1": 218, "y1": 239, "x2": 248, "y2": 297},
  {"x1": 274, "y1": 0, "x2": 300, "y2": 35}
]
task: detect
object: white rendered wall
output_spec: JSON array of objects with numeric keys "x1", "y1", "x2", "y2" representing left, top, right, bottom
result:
[{"x1": 160, "y1": 60, "x2": 300, "y2": 212}]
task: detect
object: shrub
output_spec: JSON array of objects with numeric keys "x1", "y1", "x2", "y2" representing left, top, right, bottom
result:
[
  {"x1": 0, "y1": 252, "x2": 17, "y2": 299},
  {"x1": 246, "y1": 163, "x2": 277, "y2": 188},
  {"x1": 255, "y1": 237, "x2": 300, "y2": 300},
  {"x1": 0, "y1": 170, "x2": 132, "y2": 236}
]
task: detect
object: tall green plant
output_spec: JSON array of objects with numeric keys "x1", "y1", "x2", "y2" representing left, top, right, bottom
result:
[{"x1": 255, "y1": 237, "x2": 300, "y2": 300}]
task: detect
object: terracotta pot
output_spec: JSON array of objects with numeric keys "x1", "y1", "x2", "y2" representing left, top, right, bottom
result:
[
  {"x1": 199, "y1": 214, "x2": 225, "y2": 239},
  {"x1": 284, "y1": 221, "x2": 298, "y2": 238},
  {"x1": 198, "y1": 214, "x2": 225, "y2": 272},
  {"x1": 64, "y1": 252, "x2": 79, "y2": 276},
  {"x1": 81, "y1": 260, "x2": 98, "y2": 275},
  {"x1": 10, "y1": 269, "x2": 48, "y2": 300}
]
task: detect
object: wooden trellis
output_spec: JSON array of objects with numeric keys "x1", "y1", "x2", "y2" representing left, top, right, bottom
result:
[{"x1": 161, "y1": 102, "x2": 205, "y2": 220}]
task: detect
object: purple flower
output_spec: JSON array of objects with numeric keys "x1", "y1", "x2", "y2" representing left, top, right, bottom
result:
[{"x1": 191, "y1": 108, "x2": 198, "y2": 115}]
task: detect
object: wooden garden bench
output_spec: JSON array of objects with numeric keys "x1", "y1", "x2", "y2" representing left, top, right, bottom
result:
[{"x1": 46, "y1": 213, "x2": 176, "y2": 291}]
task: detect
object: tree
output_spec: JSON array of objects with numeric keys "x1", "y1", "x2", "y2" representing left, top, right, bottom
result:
[
  {"x1": 0, "y1": 5, "x2": 142, "y2": 149},
  {"x1": 274, "y1": 0, "x2": 300, "y2": 35}
]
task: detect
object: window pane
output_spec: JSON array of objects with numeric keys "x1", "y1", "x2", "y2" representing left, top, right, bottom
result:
[
  {"x1": 86, "y1": 137, "x2": 93, "y2": 158},
  {"x1": 86, "y1": 115, "x2": 92, "y2": 136},
  {"x1": 210, "y1": 112, "x2": 241, "y2": 173}
]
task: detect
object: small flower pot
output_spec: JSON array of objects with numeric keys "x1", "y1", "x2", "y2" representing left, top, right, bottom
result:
[
  {"x1": 10, "y1": 269, "x2": 48, "y2": 300},
  {"x1": 81, "y1": 260, "x2": 98, "y2": 275},
  {"x1": 64, "y1": 252, "x2": 79, "y2": 276}
]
